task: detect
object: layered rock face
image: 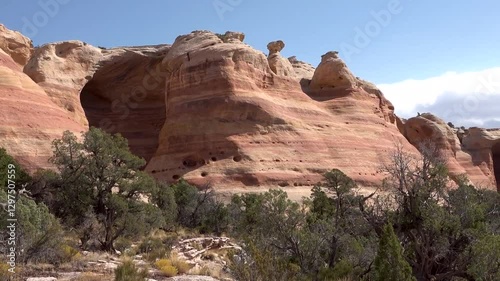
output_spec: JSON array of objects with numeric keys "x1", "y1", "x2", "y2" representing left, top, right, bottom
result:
[
  {"x1": 0, "y1": 48, "x2": 84, "y2": 171},
  {"x1": 145, "y1": 31, "x2": 417, "y2": 188},
  {"x1": 0, "y1": 24, "x2": 498, "y2": 191},
  {"x1": 403, "y1": 113, "x2": 500, "y2": 190}
]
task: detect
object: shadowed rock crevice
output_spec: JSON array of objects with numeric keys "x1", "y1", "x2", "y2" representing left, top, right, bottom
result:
[
  {"x1": 492, "y1": 142, "x2": 500, "y2": 191},
  {"x1": 80, "y1": 46, "x2": 170, "y2": 162}
]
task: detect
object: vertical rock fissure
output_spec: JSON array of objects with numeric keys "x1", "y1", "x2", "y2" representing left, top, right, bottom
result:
[{"x1": 492, "y1": 143, "x2": 500, "y2": 191}]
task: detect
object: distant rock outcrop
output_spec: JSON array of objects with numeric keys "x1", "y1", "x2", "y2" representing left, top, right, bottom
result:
[{"x1": 404, "y1": 113, "x2": 500, "y2": 189}]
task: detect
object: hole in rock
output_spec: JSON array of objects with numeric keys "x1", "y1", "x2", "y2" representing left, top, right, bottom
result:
[
  {"x1": 172, "y1": 175, "x2": 180, "y2": 180},
  {"x1": 233, "y1": 155, "x2": 242, "y2": 162},
  {"x1": 183, "y1": 159, "x2": 198, "y2": 168},
  {"x1": 201, "y1": 172, "x2": 208, "y2": 177},
  {"x1": 211, "y1": 157, "x2": 217, "y2": 162},
  {"x1": 80, "y1": 52, "x2": 167, "y2": 163},
  {"x1": 493, "y1": 142, "x2": 500, "y2": 191}
]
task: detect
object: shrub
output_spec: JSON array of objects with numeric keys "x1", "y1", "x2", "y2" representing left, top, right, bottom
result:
[
  {"x1": 60, "y1": 244, "x2": 81, "y2": 263},
  {"x1": 0, "y1": 263, "x2": 14, "y2": 280},
  {"x1": 160, "y1": 265, "x2": 178, "y2": 277},
  {"x1": 155, "y1": 259, "x2": 177, "y2": 277},
  {"x1": 114, "y1": 260, "x2": 148, "y2": 281},
  {"x1": 170, "y1": 256, "x2": 192, "y2": 274},
  {"x1": 0, "y1": 189, "x2": 65, "y2": 265},
  {"x1": 138, "y1": 236, "x2": 172, "y2": 262}
]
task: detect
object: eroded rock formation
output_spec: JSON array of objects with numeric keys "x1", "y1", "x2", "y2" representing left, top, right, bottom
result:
[
  {"x1": 0, "y1": 24, "x2": 498, "y2": 191},
  {"x1": 288, "y1": 56, "x2": 315, "y2": 80},
  {"x1": 310, "y1": 51, "x2": 357, "y2": 90},
  {"x1": 24, "y1": 41, "x2": 103, "y2": 126},
  {"x1": 0, "y1": 24, "x2": 33, "y2": 66},
  {"x1": 267, "y1": 40, "x2": 295, "y2": 77}
]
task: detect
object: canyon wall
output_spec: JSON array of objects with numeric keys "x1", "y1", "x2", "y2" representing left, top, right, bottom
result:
[{"x1": 0, "y1": 25, "x2": 498, "y2": 191}]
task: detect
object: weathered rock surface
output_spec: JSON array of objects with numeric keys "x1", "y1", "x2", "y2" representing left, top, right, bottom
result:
[
  {"x1": 404, "y1": 113, "x2": 500, "y2": 190},
  {"x1": 0, "y1": 23, "x2": 33, "y2": 66},
  {"x1": 24, "y1": 40, "x2": 103, "y2": 126},
  {"x1": 221, "y1": 31, "x2": 245, "y2": 43},
  {"x1": 145, "y1": 30, "x2": 417, "y2": 188},
  {"x1": 0, "y1": 48, "x2": 84, "y2": 171},
  {"x1": 288, "y1": 56, "x2": 315, "y2": 80}
]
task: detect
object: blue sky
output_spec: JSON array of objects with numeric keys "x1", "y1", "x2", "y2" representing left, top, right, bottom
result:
[{"x1": 1, "y1": 0, "x2": 500, "y2": 127}]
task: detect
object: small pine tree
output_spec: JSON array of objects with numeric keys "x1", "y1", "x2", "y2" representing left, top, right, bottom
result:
[{"x1": 374, "y1": 223, "x2": 415, "y2": 281}]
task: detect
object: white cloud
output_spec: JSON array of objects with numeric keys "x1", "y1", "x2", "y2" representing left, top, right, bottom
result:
[{"x1": 377, "y1": 67, "x2": 500, "y2": 127}]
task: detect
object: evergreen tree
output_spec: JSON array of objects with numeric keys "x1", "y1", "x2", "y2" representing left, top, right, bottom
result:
[{"x1": 374, "y1": 223, "x2": 415, "y2": 281}]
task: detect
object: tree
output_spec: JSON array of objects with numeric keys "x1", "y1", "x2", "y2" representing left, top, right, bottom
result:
[
  {"x1": 374, "y1": 223, "x2": 415, "y2": 281},
  {"x1": 47, "y1": 128, "x2": 164, "y2": 251},
  {"x1": 0, "y1": 148, "x2": 64, "y2": 265},
  {"x1": 170, "y1": 179, "x2": 227, "y2": 232},
  {"x1": 373, "y1": 142, "x2": 492, "y2": 280},
  {"x1": 153, "y1": 182, "x2": 177, "y2": 231},
  {"x1": 0, "y1": 147, "x2": 30, "y2": 188}
]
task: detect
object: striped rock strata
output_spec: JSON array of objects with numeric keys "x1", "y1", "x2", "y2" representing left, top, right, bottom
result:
[
  {"x1": 0, "y1": 48, "x2": 84, "y2": 171},
  {"x1": 0, "y1": 24, "x2": 498, "y2": 191},
  {"x1": 144, "y1": 31, "x2": 418, "y2": 188}
]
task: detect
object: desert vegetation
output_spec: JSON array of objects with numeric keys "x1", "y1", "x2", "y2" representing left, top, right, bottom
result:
[{"x1": 0, "y1": 128, "x2": 498, "y2": 280}]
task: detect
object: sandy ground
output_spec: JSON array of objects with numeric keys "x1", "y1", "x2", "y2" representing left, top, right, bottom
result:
[{"x1": 214, "y1": 185, "x2": 378, "y2": 203}]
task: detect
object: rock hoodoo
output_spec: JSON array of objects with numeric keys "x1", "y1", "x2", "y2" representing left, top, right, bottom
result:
[
  {"x1": 267, "y1": 40, "x2": 295, "y2": 77},
  {"x1": 310, "y1": 51, "x2": 357, "y2": 90}
]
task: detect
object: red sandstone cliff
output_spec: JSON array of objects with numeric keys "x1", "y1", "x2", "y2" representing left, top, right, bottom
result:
[{"x1": 0, "y1": 25, "x2": 498, "y2": 191}]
